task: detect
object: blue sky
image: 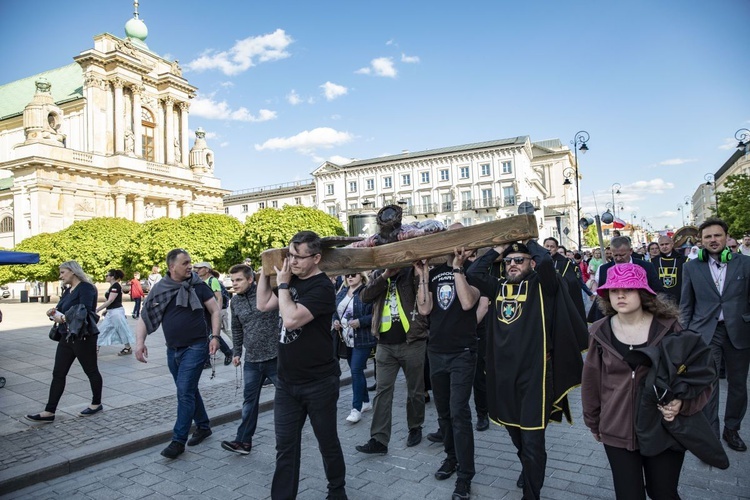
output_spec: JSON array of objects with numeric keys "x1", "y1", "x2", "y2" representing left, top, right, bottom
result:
[{"x1": 1, "y1": 0, "x2": 748, "y2": 230}]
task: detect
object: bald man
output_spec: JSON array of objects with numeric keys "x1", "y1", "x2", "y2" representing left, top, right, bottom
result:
[{"x1": 651, "y1": 235, "x2": 686, "y2": 305}]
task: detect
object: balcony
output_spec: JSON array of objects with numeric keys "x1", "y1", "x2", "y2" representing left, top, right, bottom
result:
[
  {"x1": 460, "y1": 198, "x2": 502, "y2": 211},
  {"x1": 412, "y1": 203, "x2": 439, "y2": 216},
  {"x1": 503, "y1": 196, "x2": 517, "y2": 207}
]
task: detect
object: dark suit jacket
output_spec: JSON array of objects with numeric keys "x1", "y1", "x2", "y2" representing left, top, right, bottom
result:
[{"x1": 679, "y1": 253, "x2": 750, "y2": 349}]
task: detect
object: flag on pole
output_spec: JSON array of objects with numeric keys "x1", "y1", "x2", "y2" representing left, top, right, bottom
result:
[{"x1": 612, "y1": 217, "x2": 626, "y2": 229}]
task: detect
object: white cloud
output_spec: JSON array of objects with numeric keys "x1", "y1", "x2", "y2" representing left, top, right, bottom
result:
[
  {"x1": 191, "y1": 96, "x2": 277, "y2": 122},
  {"x1": 658, "y1": 158, "x2": 697, "y2": 166},
  {"x1": 219, "y1": 81, "x2": 235, "y2": 88},
  {"x1": 330, "y1": 114, "x2": 341, "y2": 120},
  {"x1": 219, "y1": 141, "x2": 229, "y2": 148},
  {"x1": 287, "y1": 90, "x2": 302, "y2": 105},
  {"x1": 187, "y1": 29, "x2": 293, "y2": 76},
  {"x1": 401, "y1": 53, "x2": 420, "y2": 63},
  {"x1": 356, "y1": 57, "x2": 397, "y2": 78},
  {"x1": 386, "y1": 39, "x2": 395, "y2": 46},
  {"x1": 625, "y1": 178, "x2": 675, "y2": 194},
  {"x1": 719, "y1": 137, "x2": 738, "y2": 150},
  {"x1": 327, "y1": 155, "x2": 355, "y2": 165},
  {"x1": 321, "y1": 81, "x2": 348, "y2": 101},
  {"x1": 254, "y1": 127, "x2": 353, "y2": 153}
]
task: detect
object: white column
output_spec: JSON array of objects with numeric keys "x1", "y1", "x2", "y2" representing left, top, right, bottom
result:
[
  {"x1": 132, "y1": 85, "x2": 142, "y2": 158},
  {"x1": 84, "y1": 73, "x2": 95, "y2": 153},
  {"x1": 180, "y1": 102, "x2": 189, "y2": 165},
  {"x1": 112, "y1": 78, "x2": 125, "y2": 154},
  {"x1": 133, "y1": 195, "x2": 144, "y2": 222},
  {"x1": 168, "y1": 200, "x2": 178, "y2": 218},
  {"x1": 114, "y1": 193, "x2": 127, "y2": 218},
  {"x1": 164, "y1": 96, "x2": 175, "y2": 164},
  {"x1": 181, "y1": 200, "x2": 191, "y2": 217}
]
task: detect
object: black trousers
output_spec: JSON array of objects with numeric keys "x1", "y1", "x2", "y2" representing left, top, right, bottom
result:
[
  {"x1": 604, "y1": 444, "x2": 685, "y2": 500},
  {"x1": 506, "y1": 426, "x2": 547, "y2": 500},
  {"x1": 472, "y1": 333, "x2": 487, "y2": 416},
  {"x1": 46, "y1": 335, "x2": 103, "y2": 413}
]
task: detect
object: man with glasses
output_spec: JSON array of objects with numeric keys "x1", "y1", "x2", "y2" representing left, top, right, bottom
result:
[
  {"x1": 257, "y1": 231, "x2": 346, "y2": 500},
  {"x1": 727, "y1": 238, "x2": 740, "y2": 254},
  {"x1": 467, "y1": 240, "x2": 587, "y2": 500}
]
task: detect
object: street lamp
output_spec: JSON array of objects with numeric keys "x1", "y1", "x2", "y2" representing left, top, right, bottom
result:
[
  {"x1": 684, "y1": 196, "x2": 692, "y2": 225},
  {"x1": 704, "y1": 173, "x2": 720, "y2": 218},
  {"x1": 735, "y1": 128, "x2": 750, "y2": 154},
  {"x1": 677, "y1": 205, "x2": 685, "y2": 226},
  {"x1": 564, "y1": 130, "x2": 590, "y2": 251},
  {"x1": 611, "y1": 183, "x2": 621, "y2": 219}
]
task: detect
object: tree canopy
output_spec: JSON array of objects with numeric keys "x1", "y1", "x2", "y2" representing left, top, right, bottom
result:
[{"x1": 716, "y1": 174, "x2": 750, "y2": 238}]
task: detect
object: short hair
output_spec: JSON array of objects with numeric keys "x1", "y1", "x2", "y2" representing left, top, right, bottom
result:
[
  {"x1": 698, "y1": 218, "x2": 728, "y2": 237},
  {"x1": 574, "y1": 253, "x2": 582, "y2": 260},
  {"x1": 229, "y1": 263, "x2": 255, "y2": 279},
  {"x1": 166, "y1": 248, "x2": 189, "y2": 268},
  {"x1": 543, "y1": 237, "x2": 559, "y2": 247},
  {"x1": 60, "y1": 261, "x2": 92, "y2": 284},
  {"x1": 560, "y1": 246, "x2": 569, "y2": 253},
  {"x1": 108, "y1": 269, "x2": 124, "y2": 280},
  {"x1": 290, "y1": 230, "x2": 323, "y2": 255},
  {"x1": 610, "y1": 236, "x2": 631, "y2": 249}
]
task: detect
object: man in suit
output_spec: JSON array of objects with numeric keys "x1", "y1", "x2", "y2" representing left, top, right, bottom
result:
[{"x1": 680, "y1": 218, "x2": 750, "y2": 452}]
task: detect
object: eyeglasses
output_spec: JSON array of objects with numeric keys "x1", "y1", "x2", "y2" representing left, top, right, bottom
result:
[
  {"x1": 503, "y1": 257, "x2": 530, "y2": 265},
  {"x1": 288, "y1": 252, "x2": 318, "y2": 261},
  {"x1": 729, "y1": 245, "x2": 738, "y2": 250},
  {"x1": 346, "y1": 274, "x2": 357, "y2": 278}
]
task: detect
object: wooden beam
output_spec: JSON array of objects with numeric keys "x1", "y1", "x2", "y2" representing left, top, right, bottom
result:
[{"x1": 261, "y1": 214, "x2": 538, "y2": 276}]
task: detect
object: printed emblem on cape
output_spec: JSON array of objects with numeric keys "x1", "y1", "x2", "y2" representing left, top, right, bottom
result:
[
  {"x1": 658, "y1": 267, "x2": 677, "y2": 288},
  {"x1": 437, "y1": 283, "x2": 455, "y2": 310},
  {"x1": 496, "y1": 281, "x2": 529, "y2": 325}
]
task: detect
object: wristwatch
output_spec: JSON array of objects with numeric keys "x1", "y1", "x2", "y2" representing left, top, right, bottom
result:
[
  {"x1": 452, "y1": 268, "x2": 464, "y2": 274},
  {"x1": 278, "y1": 283, "x2": 290, "y2": 290},
  {"x1": 210, "y1": 335, "x2": 220, "y2": 340}
]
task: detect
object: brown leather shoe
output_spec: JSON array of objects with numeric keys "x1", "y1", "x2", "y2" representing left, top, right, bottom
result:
[{"x1": 723, "y1": 428, "x2": 747, "y2": 452}]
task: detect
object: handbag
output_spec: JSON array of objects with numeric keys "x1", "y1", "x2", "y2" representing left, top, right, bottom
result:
[{"x1": 49, "y1": 323, "x2": 62, "y2": 342}]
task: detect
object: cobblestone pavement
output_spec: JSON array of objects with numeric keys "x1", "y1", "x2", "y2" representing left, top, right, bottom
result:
[{"x1": 1, "y1": 301, "x2": 749, "y2": 499}]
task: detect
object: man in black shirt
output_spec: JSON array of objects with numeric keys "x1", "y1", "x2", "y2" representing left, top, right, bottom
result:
[
  {"x1": 257, "y1": 231, "x2": 346, "y2": 500},
  {"x1": 135, "y1": 249, "x2": 221, "y2": 459},
  {"x1": 651, "y1": 235, "x2": 686, "y2": 305}
]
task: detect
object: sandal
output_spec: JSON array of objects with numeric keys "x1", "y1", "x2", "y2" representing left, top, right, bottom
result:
[{"x1": 118, "y1": 346, "x2": 132, "y2": 356}]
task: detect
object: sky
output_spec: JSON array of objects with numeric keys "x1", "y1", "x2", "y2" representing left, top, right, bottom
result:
[{"x1": 1, "y1": 0, "x2": 748, "y2": 230}]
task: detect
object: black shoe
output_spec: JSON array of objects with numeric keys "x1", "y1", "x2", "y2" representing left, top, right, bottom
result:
[
  {"x1": 79, "y1": 405, "x2": 103, "y2": 417},
  {"x1": 221, "y1": 440, "x2": 252, "y2": 455},
  {"x1": 368, "y1": 383, "x2": 377, "y2": 391},
  {"x1": 424, "y1": 391, "x2": 430, "y2": 403},
  {"x1": 224, "y1": 354, "x2": 232, "y2": 366},
  {"x1": 160, "y1": 441, "x2": 185, "y2": 459},
  {"x1": 723, "y1": 428, "x2": 747, "y2": 452},
  {"x1": 435, "y1": 459, "x2": 457, "y2": 480},
  {"x1": 516, "y1": 472, "x2": 525, "y2": 489},
  {"x1": 427, "y1": 430, "x2": 443, "y2": 443},
  {"x1": 187, "y1": 427, "x2": 212, "y2": 446},
  {"x1": 476, "y1": 413, "x2": 489, "y2": 432},
  {"x1": 356, "y1": 438, "x2": 388, "y2": 455},
  {"x1": 452, "y1": 478, "x2": 471, "y2": 500},
  {"x1": 25, "y1": 413, "x2": 55, "y2": 423},
  {"x1": 407, "y1": 427, "x2": 422, "y2": 447}
]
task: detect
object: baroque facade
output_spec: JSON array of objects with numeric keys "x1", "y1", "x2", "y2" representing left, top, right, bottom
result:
[{"x1": 0, "y1": 11, "x2": 227, "y2": 248}]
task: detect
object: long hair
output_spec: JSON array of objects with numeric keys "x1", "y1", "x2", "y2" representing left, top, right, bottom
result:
[
  {"x1": 60, "y1": 261, "x2": 91, "y2": 284},
  {"x1": 598, "y1": 289, "x2": 679, "y2": 319}
]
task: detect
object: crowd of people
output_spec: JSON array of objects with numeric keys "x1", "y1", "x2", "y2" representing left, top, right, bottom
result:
[{"x1": 21, "y1": 220, "x2": 750, "y2": 500}]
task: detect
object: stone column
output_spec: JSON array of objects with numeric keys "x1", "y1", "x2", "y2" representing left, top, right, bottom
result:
[
  {"x1": 179, "y1": 102, "x2": 189, "y2": 165},
  {"x1": 164, "y1": 96, "x2": 175, "y2": 164},
  {"x1": 114, "y1": 193, "x2": 127, "y2": 218},
  {"x1": 167, "y1": 200, "x2": 178, "y2": 218},
  {"x1": 133, "y1": 195, "x2": 144, "y2": 222},
  {"x1": 131, "y1": 85, "x2": 143, "y2": 157},
  {"x1": 84, "y1": 73, "x2": 96, "y2": 152},
  {"x1": 112, "y1": 78, "x2": 125, "y2": 154},
  {"x1": 180, "y1": 200, "x2": 191, "y2": 217}
]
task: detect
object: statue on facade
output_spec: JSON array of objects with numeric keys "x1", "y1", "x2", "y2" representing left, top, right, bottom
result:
[
  {"x1": 125, "y1": 129, "x2": 135, "y2": 155},
  {"x1": 174, "y1": 138, "x2": 181, "y2": 163},
  {"x1": 170, "y1": 60, "x2": 183, "y2": 77}
]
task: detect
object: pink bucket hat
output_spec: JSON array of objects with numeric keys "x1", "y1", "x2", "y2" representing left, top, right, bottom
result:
[{"x1": 597, "y1": 263, "x2": 656, "y2": 297}]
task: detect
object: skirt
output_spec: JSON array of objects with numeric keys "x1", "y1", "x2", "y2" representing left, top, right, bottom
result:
[{"x1": 97, "y1": 307, "x2": 135, "y2": 346}]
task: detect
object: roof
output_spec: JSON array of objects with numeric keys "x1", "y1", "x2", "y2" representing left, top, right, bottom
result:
[
  {"x1": 533, "y1": 139, "x2": 564, "y2": 150},
  {"x1": 0, "y1": 63, "x2": 84, "y2": 120},
  {"x1": 715, "y1": 149, "x2": 744, "y2": 180},
  {"x1": 339, "y1": 136, "x2": 529, "y2": 168}
]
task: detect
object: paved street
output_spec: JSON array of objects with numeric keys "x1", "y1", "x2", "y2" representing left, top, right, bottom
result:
[{"x1": 0, "y1": 300, "x2": 748, "y2": 499}]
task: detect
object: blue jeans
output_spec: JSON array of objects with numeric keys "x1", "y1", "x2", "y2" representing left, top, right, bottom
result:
[
  {"x1": 167, "y1": 341, "x2": 210, "y2": 444},
  {"x1": 271, "y1": 374, "x2": 346, "y2": 500},
  {"x1": 235, "y1": 358, "x2": 279, "y2": 444},
  {"x1": 131, "y1": 298, "x2": 141, "y2": 318},
  {"x1": 347, "y1": 346, "x2": 371, "y2": 411}
]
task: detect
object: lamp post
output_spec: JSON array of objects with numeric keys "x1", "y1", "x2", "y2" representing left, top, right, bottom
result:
[
  {"x1": 611, "y1": 182, "x2": 621, "y2": 219},
  {"x1": 677, "y1": 204, "x2": 685, "y2": 226},
  {"x1": 683, "y1": 196, "x2": 692, "y2": 225},
  {"x1": 736, "y1": 128, "x2": 750, "y2": 154},
  {"x1": 564, "y1": 130, "x2": 590, "y2": 251},
  {"x1": 704, "y1": 173, "x2": 720, "y2": 218}
]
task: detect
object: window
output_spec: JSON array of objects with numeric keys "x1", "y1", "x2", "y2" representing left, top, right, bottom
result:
[
  {"x1": 480, "y1": 163, "x2": 490, "y2": 176},
  {"x1": 328, "y1": 205, "x2": 337, "y2": 216},
  {"x1": 439, "y1": 169, "x2": 449, "y2": 181},
  {"x1": 503, "y1": 187, "x2": 516, "y2": 206},
  {"x1": 0, "y1": 216, "x2": 13, "y2": 233},
  {"x1": 481, "y1": 188, "x2": 493, "y2": 207},
  {"x1": 349, "y1": 181, "x2": 357, "y2": 193},
  {"x1": 461, "y1": 191, "x2": 472, "y2": 210},
  {"x1": 224, "y1": 208, "x2": 229, "y2": 214},
  {"x1": 259, "y1": 202, "x2": 265, "y2": 209},
  {"x1": 502, "y1": 161, "x2": 513, "y2": 174},
  {"x1": 402, "y1": 173, "x2": 411, "y2": 186},
  {"x1": 481, "y1": 215, "x2": 494, "y2": 223},
  {"x1": 294, "y1": 197, "x2": 301, "y2": 205},
  {"x1": 141, "y1": 108, "x2": 155, "y2": 161},
  {"x1": 462, "y1": 217, "x2": 473, "y2": 227},
  {"x1": 272, "y1": 201, "x2": 278, "y2": 208},
  {"x1": 420, "y1": 171, "x2": 430, "y2": 183},
  {"x1": 441, "y1": 193, "x2": 453, "y2": 212},
  {"x1": 349, "y1": 203, "x2": 357, "y2": 210},
  {"x1": 366, "y1": 179, "x2": 374, "y2": 191},
  {"x1": 421, "y1": 195, "x2": 432, "y2": 209},
  {"x1": 241, "y1": 204, "x2": 248, "y2": 213},
  {"x1": 383, "y1": 176, "x2": 392, "y2": 189},
  {"x1": 326, "y1": 184, "x2": 334, "y2": 195},
  {"x1": 459, "y1": 166, "x2": 470, "y2": 179}
]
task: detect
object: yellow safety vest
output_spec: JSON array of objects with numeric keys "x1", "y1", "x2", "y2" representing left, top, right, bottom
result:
[{"x1": 380, "y1": 278, "x2": 410, "y2": 333}]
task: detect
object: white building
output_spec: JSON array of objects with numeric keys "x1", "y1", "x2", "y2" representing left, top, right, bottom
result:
[{"x1": 223, "y1": 180, "x2": 316, "y2": 221}]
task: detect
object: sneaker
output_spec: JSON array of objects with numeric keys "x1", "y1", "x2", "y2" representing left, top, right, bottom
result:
[
  {"x1": 407, "y1": 427, "x2": 422, "y2": 447},
  {"x1": 221, "y1": 440, "x2": 251, "y2": 455},
  {"x1": 452, "y1": 478, "x2": 471, "y2": 500},
  {"x1": 427, "y1": 430, "x2": 443, "y2": 443},
  {"x1": 346, "y1": 409, "x2": 362, "y2": 423},
  {"x1": 160, "y1": 441, "x2": 185, "y2": 459},
  {"x1": 356, "y1": 438, "x2": 388, "y2": 455},
  {"x1": 435, "y1": 459, "x2": 457, "y2": 480},
  {"x1": 476, "y1": 413, "x2": 489, "y2": 432},
  {"x1": 187, "y1": 427, "x2": 212, "y2": 446},
  {"x1": 360, "y1": 402, "x2": 372, "y2": 413}
]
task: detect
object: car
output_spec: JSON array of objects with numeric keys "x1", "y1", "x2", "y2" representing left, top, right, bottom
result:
[
  {"x1": 0, "y1": 285, "x2": 9, "y2": 299},
  {"x1": 121, "y1": 279, "x2": 150, "y2": 295}
]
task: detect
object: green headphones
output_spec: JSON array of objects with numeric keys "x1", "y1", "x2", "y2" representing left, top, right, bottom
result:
[{"x1": 697, "y1": 247, "x2": 733, "y2": 263}]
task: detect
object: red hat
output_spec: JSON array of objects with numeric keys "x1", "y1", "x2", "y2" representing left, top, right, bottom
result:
[{"x1": 597, "y1": 263, "x2": 656, "y2": 298}]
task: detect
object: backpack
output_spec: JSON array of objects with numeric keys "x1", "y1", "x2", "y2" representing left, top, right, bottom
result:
[{"x1": 210, "y1": 276, "x2": 231, "y2": 309}]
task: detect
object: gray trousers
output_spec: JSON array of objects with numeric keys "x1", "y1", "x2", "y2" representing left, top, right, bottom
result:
[{"x1": 370, "y1": 340, "x2": 426, "y2": 446}]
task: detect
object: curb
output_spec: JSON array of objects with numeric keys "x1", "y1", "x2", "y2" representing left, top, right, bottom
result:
[{"x1": 0, "y1": 369, "x2": 366, "y2": 495}]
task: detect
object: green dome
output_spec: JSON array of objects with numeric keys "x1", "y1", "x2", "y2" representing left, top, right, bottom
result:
[{"x1": 125, "y1": 17, "x2": 148, "y2": 41}]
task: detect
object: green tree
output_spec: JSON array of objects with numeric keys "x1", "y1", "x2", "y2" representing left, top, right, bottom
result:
[
  {"x1": 240, "y1": 206, "x2": 346, "y2": 265},
  {"x1": 716, "y1": 174, "x2": 750, "y2": 238}
]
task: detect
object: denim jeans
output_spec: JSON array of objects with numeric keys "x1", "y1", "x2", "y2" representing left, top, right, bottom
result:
[
  {"x1": 271, "y1": 374, "x2": 346, "y2": 500},
  {"x1": 167, "y1": 341, "x2": 210, "y2": 444},
  {"x1": 131, "y1": 298, "x2": 141, "y2": 318},
  {"x1": 347, "y1": 347, "x2": 370, "y2": 411},
  {"x1": 235, "y1": 358, "x2": 278, "y2": 444},
  {"x1": 430, "y1": 349, "x2": 477, "y2": 481}
]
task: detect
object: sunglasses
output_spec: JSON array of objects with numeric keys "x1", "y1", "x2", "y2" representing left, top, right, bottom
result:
[
  {"x1": 503, "y1": 257, "x2": 529, "y2": 265},
  {"x1": 345, "y1": 274, "x2": 358, "y2": 278}
]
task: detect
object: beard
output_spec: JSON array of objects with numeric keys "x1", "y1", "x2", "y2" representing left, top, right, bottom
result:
[{"x1": 505, "y1": 268, "x2": 532, "y2": 284}]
